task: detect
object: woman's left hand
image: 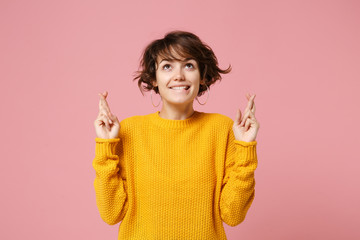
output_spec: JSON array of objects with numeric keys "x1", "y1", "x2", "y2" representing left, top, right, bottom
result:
[{"x1": 233, "y1": 93, "x2": 260, "y2": 142}]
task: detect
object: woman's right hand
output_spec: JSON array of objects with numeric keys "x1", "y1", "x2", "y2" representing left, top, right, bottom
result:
[{"x1": 94, "y1": 91, "x2": 120, "y2": 139}]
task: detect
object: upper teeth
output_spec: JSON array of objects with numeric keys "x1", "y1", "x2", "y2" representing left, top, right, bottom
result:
[{"x1": 171, "y1": 86, "x2": 188, "y2": 89}]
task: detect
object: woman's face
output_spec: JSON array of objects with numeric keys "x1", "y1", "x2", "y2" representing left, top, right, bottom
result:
[{"x1": 154, "y1": 52, "x2": 204, "y2": 107}]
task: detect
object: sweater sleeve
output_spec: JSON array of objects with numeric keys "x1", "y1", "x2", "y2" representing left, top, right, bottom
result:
[
  {"x1": 220, "y1": 127, "x2": 258, "y2": 227},
  {"x1": 92, "y1": 137, "x2": 128, "y2": 225}
]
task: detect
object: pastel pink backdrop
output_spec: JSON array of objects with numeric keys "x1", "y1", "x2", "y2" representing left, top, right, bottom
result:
[{"x1": 1, "y1": 0, "x2": 359, "y2": 239}]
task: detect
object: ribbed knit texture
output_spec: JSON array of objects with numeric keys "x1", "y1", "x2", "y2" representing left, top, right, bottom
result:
[{"x1": 93, "y1": 111, "x2": 257, "y2": 239}]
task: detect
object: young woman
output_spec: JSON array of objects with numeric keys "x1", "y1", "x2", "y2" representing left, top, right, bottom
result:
[{"x1": 93, "y1": 31, "x2": 260, "y2": 239}]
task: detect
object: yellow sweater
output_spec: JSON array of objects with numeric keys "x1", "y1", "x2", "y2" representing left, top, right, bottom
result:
[{"x1": 93, "y1": 111, "x2": 258, "y2": 239}]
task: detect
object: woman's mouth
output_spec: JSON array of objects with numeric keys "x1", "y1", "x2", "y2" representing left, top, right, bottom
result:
[{"x1": 170, "y1": 86, "x2": 190, "y2": 90}]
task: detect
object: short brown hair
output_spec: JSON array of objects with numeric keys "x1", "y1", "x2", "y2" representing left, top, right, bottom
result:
[{"x1": 133, "y1": 30, "x2": 231, "y2": 97}]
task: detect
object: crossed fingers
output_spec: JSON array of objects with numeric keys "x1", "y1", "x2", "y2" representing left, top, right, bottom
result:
[
  {"x1": 240, "y1": 94, "x2": 256, "y2": 127},
  {"x1": 98, "y1": 91, "x2": 114, "y2": 125},
  {"x1": 98, "y1": 91, "x2": 110, "y2": 112}
]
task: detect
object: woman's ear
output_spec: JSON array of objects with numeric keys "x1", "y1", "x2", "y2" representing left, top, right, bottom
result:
[
  {"x1": 200, "y1": 79, "x2": 206, "y2": 85},
  {"x1": 152, "y1": 79, "x2": 157, "y2": 87}
]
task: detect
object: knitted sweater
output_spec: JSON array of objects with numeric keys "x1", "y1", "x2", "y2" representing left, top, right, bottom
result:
[{"x1": 93, "y1": 111, "x2": 258, "y2": 239}]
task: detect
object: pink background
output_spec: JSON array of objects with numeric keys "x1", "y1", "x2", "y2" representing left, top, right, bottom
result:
[{"x1": 1, "y1": 0, "x2": 359, "y2": 239}]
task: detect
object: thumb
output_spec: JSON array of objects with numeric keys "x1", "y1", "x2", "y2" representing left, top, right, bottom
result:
[{"x1": 235, "y1": 109, "x2": 242, "y2": 125}]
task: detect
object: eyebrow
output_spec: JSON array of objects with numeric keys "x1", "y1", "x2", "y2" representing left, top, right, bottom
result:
[{"x1": 159, "y1": 58, "x2": 195, "y2": 64}]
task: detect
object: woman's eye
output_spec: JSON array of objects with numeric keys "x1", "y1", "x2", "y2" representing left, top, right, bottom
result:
[
  {"x1": 185, "y1": 63, "x2": 194, "y2": 69},
  {"x1": 163, "y1": 64, "x2": 171, "y2": 70}
]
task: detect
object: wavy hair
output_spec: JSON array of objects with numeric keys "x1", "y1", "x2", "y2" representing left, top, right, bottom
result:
[{"x1": 133, "y1": 30, "x2": 231, "y2": 97}]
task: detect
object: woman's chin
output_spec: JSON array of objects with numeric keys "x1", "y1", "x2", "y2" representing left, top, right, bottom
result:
[{"x1": 164, "y1": 98, "x2": 196, "y2": 106}]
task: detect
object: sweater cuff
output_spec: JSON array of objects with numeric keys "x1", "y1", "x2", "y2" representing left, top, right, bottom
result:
[
  {"x1": 234, "y1": 140, "x2": 257, "y2": 147},
  {"x1": 95, "y1": 138, "x2": 120, "y2": 156},
  {"x1": 234, "y1": 140, "x2": 257, "y2": 166}
]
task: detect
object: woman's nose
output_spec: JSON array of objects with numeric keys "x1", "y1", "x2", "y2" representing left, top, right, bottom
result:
[{"x1": 172, "y1": 67, "x2": 185, "y2": 81}]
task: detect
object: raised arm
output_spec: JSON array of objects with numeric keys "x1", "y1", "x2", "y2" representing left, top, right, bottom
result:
[
  {"x1": 220, "y1": 93, "x2": 260, "y2": 226},
  {"x1": 92, "y1": 91, "x2": 128, "y2": 225},
  {"x1": 220, "y1": 132, "x2": 258, "y2": 226}
]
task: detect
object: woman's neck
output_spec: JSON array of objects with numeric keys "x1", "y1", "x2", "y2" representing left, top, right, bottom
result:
[{"x1": 158, "y1": 102, "x2": 195, "y2": 120}]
